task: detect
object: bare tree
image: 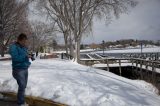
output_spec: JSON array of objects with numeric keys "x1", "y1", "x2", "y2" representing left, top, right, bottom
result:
[
  {"x1": 37, "y1": 0, "x2": 137, "y2": 63},
  {"x1": 0, "y1": 0, "x2": 32, "y2": 57},
  {"x1": 36, "y1": 1, "x2": 74, "y2": 56},
  {"x1": 49, "y1": 17, "x2": 71, "y2": 55},
  {"x1": 52, "y1": 18, "x2": 74, "y2": 56},
  {"x1": 30, "y1": 21, "x2": 56, "y2": 52}
]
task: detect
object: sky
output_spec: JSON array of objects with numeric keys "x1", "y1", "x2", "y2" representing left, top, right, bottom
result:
[
  {"x1": 82, "y1": 0, "x2": 160, "y2": 44},
  {"x1": 29, "y1": 0, "x2": 160, "y2": 44}
]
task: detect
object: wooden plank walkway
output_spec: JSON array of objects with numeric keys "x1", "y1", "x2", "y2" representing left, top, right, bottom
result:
[{"x1": 80, "y1": 58, "x2": 160, "y2": 74}]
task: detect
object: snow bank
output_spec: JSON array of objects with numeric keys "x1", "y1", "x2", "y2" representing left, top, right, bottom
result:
[
  {"x1": 132, "y1": 80, "x2": 159, "y2": 94},
  {"x1": 94, "y1": 47, "x2": 160, "y2": 54},
  {"x1": 0, "y1": 59, "x2": 160, "y2": 106}
]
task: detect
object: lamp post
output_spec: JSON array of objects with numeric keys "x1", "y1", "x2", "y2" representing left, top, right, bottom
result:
[
  {"x1": 32, "y1": 34, "x2": 35, "y2": 52},
  {"x1": 102, "y1": 40, "x2": 105, "y2": 56},
  {"x1": 140, "y1": 42, "x2": 143, "y2": 58}
]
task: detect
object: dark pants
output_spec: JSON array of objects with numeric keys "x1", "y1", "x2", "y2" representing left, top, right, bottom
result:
[{"x1": 12, "y1": 69, "x2": 28, "y2": 105}]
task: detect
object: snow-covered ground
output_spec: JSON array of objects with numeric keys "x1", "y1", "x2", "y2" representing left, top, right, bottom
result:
[
  {"x1": 51, "y1": 47, "x2": 160, "y2": 55},
  {"x1": 94, "y1": 47, "x2": 160, "y2": 54},
  {"x1": 0, "y1": 59, "x2": 160, "y2": 106},
  {"x1": 1, "y1": 47, "x2": 159, "y2": 59},
  {"x1": 0, "y1": 54, "x2": 11, "y2": 59}
]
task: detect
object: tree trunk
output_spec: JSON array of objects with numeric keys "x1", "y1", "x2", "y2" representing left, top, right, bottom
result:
[
  {"x1": 0, "y1": 19, "x2": 4, "y2": 57},
  {"x1": 70, "y1": 44, "x2": 74, "y2": 59},
  {"x1": 69, "y1": 35, "x2": 74, "y2": 58},
  {"x1": 0, "y1": 32, "x2": 5, "y2": 57},
  {"x1": 0, "y1": 45, "x2": 5, "y2": 57},
  {"x1": 64, "y1": 33, "x2": 68, "y2": 54},
  {"x1": 75, "y1": 41, "x2": 80, "y2": 63}
]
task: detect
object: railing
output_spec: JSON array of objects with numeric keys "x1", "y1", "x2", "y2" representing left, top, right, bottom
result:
[
  {"x1": 80, "y1": 58, "x2": 160, "y2": 74},
  {"x1": 61, "y1": 53, "x2": 73, "y2": 60},
  {"x1": 80, "y1": 58, "x2": 160, "y2": 89}
]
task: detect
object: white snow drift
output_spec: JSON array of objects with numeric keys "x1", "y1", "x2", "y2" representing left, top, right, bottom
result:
[{"x1": 0, "y1": 59, "x2": 160, "y2": 106}]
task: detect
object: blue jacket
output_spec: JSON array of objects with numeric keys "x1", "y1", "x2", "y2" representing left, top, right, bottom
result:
[{"x1": 9, "y1": 42, "x2": 31, "y2": 70}]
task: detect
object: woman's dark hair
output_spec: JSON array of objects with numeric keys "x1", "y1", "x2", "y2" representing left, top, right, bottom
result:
[{"x1": 17, "y1": 33, "x2": 28, "y2": 41}]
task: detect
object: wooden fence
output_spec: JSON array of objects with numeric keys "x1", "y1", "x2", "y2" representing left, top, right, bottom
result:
[{"x1": 80, "y1": 58, "x2": 160, "y2": 77}]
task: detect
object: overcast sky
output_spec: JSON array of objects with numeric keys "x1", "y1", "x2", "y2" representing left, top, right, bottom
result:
[
  {"x1": 82, "y1": 0, "x2": 160, "y2": 44},
  {"x1": 29, "y1": 0, "x2": 160, "y2": 44}
]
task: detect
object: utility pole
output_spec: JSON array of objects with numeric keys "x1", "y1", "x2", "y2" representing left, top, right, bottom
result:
[
  {"x1": 102, "y1": 40, "x2": 105, "y2": 56},
  {"x1": 32, "y1": 35, "x2": 35, "y2": 52},
  {"x1": 140, "y1": 42, "x2": 143, "y2": 58}
]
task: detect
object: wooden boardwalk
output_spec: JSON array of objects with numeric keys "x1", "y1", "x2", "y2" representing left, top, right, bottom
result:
[{"x1": 81, "y1": 58, "x2": 160, "y2": 71}]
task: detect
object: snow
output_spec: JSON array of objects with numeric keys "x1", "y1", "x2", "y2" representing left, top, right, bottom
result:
[
  {"x1": 92, "y1": 63, "x2": 132, "y2": 68},
  {"x1": 50, "y1": 47, "x2": 160, "y2": 57},
  {"x1": 52, "y1": 51, "x2": 66, "y2": 54},
  {"x1": 0, "y1": 59, "x2": 160, "y2": 106},
  {"x1": 0, "y1": 54, "x2": 11, "y2": 59},
  {"x1": 52, "y1": 49, "x2": 95, "y2": 54},
  {"x1": 94, "y1": 47, "x2": 160, "y2": 54}
]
